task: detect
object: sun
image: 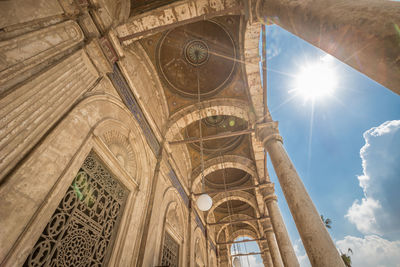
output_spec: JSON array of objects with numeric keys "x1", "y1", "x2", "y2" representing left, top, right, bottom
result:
[{"x1": 293, "y1": 56, "x2": 337, "y2": 101}]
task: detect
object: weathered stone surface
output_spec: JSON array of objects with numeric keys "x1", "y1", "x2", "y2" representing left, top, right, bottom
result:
[
  {"x1": 0, "y1": 94, "x2": 154, "y2": 265},
  {"x1": 0, "y1": 49, "x2": 98, "y2": 181},
  {"x1": 0, "y1": 20, "x2": 84, "y2": 93},
  {"x1": 0, "y1": 0, "x2": 64, "y2": 29},
  {"x1": 117, "y1": 0, "x2": 241, "y2": 44}
]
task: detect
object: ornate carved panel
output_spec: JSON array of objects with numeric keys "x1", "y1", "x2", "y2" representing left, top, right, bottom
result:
[
  {"x1": 161, "y1": 232, "x2": 180, "y2": 267},
  {"x1": 23, "y1": 151, "x2": 128, "y2": 267}
]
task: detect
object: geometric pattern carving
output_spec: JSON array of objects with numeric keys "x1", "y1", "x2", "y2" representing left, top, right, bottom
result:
[
  {"x1": 102, "y1": 130, "x2": 136, "y2": 177},
  {"x1": 23, "y1": 151, "x2": 128, "y2": 267},
  {"x1": 161, "y1": 232, "x2": 179, "y2": 267}
]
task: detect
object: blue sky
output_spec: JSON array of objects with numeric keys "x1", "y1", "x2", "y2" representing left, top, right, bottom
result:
[{"x1": 232, "y1": 25, "x2": 400, "y2": 266}]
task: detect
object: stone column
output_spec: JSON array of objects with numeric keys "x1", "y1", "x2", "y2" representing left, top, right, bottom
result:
[
  {"x1": 256, "y1": 0, "x2": 400, "y2": 95},
  {"x1": 256, "y1": 122, "x2": 345, "y2": 267},
  {"x1": 261, "y1": 218, "x2": 284, "y2": 267},
  {"x1": 261, "y1": 248, "x2": 274, "y2": 267},
  {"x1": 264, "y1": 195, "x2": 299, "y2": 267}
]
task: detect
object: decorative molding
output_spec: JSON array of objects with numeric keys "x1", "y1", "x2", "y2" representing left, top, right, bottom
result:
[
  {"x1": 167, "y1": 166, "x2": 189, "y2": 207},
  {"x1": 194, "y1": 210, "x2": 206, "y2": 235},
  {"x1": 107, "y1": 64, "x2": 161, "y2": 155},
  {"x1": 117, "y1": 0, "x2": 241, "y2": 45},
  {"x1": 102, "y1": 130, "x2": 136, "y2": 178},
  {"x1": 209, "y1": 239, "x2": 216, "y2": 253},
  {"x1": 99, "y1": 36, "x2": 118, "y2": 64},
  {"x1": 0, "y1": 49, "x2": 99, "y2": 181},
  {"x1": 0, "y1": 20, "x2": 84, "y2": 94}
]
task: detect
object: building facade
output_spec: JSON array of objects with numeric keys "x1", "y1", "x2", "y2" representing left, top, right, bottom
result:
[{"x1": 0, "y1": 0, "x2": 398, "y2": 266}]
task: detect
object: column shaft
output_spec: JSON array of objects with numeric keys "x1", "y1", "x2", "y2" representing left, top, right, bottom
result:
[
  {"x1": 262, "y1": 250, "x2": 274, "y2": 267},
  {"x1": 266, "y1": 140, "x2": 344, "y2": 266},
  {"x1": 265, "y1": 230, "x2": 284, "y2": 267},
  {"x1": 259, "y1": 0, "x2": 400, "y2": 94},
  {"x1": 266, "y1": 200, "x2": 299, "y2": 267}
]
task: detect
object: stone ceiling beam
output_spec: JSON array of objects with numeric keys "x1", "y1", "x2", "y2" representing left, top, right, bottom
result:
[
  {"x1": 208, "y1": 216, "x2": 269, "y2": 226},
  {"x1": 117, "y1": 0, "x2": 242, "y2": 45},
  {"x1": 193, "y1": 183, "x2": 269, "y2": 196},
  {"x1": 217, "y1": 238, "x2": 266, "y2": 245},
  {"x1": 169, "y1": 128, "x2": 254, "y2": 145}
]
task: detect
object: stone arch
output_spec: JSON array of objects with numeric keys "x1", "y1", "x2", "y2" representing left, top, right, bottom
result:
[
  {"x1": 165, "y1": 98, "x2": 253, "y2": 141},
  {"x1": 191, "y1": 155, "x2": 257, "y2": 193},
  {"x1": 145, "y1": 186, "x2": 187, "y2": 267},
  {"x1": 119, "y1": 43, "x2": 193, "y2": 187},
  {"x1": 1, "y1": 92, "x2": 153, "y2": 266},
  {"x1": 94, "y1": 119, "x2": 139, "y2": 181},
  {"x1": 215, "y1": 214, "x2": 261, "y2": 242},
  {"x1": 230, "y1": 229, "x2": 259, "y2": 241},
  {"x1": 207, "y1": 191, "x2": 260, "y2": 223},
  {"x1": 228, "y1": 228, "x2": 264, "y2": 260},
  {"x1": 243, "y1": 21, "x2": 264, "y2": 119},
  {"x1": 119, "y1": 43, "x2": 169, "y2": 135},
  {"x1": 192, "y1": 226, "x2": 207, "y2": 267}
]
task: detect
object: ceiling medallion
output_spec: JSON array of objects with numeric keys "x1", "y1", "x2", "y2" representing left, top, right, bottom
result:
[
  {"x1": 184, "y1": 40, "x2": 209, "y2": 66},
  {"x1": 157, "y1": 20, "x2": 236, "y2": 98}
]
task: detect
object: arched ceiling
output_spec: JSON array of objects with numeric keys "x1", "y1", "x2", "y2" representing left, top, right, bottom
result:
[
  {"x1": 157, "y1": 20, "x2": 236, "y2": 98},
  {"x1": 184, "y1": 115, "x2": 247, "y2": 155},
  {"x1": 135, "y1": 14, "x2": 266, "y2": 250},
  {"x1": 205, "y1": 168, "x2": 251, "y2": 189},
  {"x1": 138, "y1": 15, "x2": 248, "y2": 113}
]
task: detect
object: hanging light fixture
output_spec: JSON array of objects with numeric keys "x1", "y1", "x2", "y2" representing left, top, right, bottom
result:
[
  {"x1": 197, "y1": 193, "x2": 212, "y2": 211},
  {"x1": 194, "y1": 63, "x2": 212, "y2": 212}
]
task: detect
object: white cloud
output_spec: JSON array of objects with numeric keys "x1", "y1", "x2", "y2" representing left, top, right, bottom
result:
[
  {"x1": 336, "y1": 235, "x2": 400, "y2": 267},
  {"x1": 265, "y1": 26, "x2": 284, "y2": 60},
  {"x1": 346, "y1": 120, "x2": 400, "y2": 237},
  {"x1": 346, "y1": 198, "x2": 382, "y2": 235},
  {"x1": 246, "y1": 255, "x2": 264, "y2": 267}
]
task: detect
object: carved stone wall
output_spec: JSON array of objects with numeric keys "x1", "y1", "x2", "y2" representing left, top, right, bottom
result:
[
  {"x1": 0, "y1": 0, "x2": 64, "y2": 29},
  {"x1": 0, "y1": 20, "x2": 84, "y2": 93},
  {"x1": 0, "y1": 49, "x2": 99, "y2": 181}
]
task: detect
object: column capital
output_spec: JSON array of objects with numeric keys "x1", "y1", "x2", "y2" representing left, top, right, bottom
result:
[
  {"x1": 260, "y1": 182, "x2": 275, "y2": 196},
  {"x1": 255, "y1": 121, "x2": 283, "y2": 148}
]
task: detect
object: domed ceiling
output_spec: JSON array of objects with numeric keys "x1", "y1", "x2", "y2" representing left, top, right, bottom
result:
[
  {"x1": 156, "y1": 20, "x2": 236, "y2": 98},
  {"x1": 184, "y1": 115, "x2": 247, "y2": 155},
  {"x1": 205, "y1": 168, "x2": 251, "y2": 189}
]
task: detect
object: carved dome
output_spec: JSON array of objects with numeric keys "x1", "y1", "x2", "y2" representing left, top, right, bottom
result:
[
  {"x1": 184, "y1": 115, "x2": 247, "y2": 155},
  {"x1": 157, "y1": 20, "x2": 236, "y2": 98}
]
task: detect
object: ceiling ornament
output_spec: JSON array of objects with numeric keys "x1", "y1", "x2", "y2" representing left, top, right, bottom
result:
[
  {"x1": 184, "y1": 40, "x2": 209, "y2": 66},
  {"x1": 157, "y1": 20, "x2": 236, "y2": 98}
]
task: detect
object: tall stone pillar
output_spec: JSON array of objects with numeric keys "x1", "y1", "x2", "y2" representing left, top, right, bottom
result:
[
  {"x1": 256, "y1": 122, "x2": 345, "y2": 266},
  {"x1": 256, "y1": 0, "x2": 400, "y2": 95},
  {"x1": 261, "y1": 248, "x2": 274, "y2": 267},
  {"x1": 260, "y1": 218, "x2": 284, "y2": 267},
  {"x1": 263, "y1": 193, "x2": 299, "y2": 267}
]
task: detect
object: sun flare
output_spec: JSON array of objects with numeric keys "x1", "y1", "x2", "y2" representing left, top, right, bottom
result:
[{"x1": 294, "y1": 56, "x2": 337, "y2": 101}]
